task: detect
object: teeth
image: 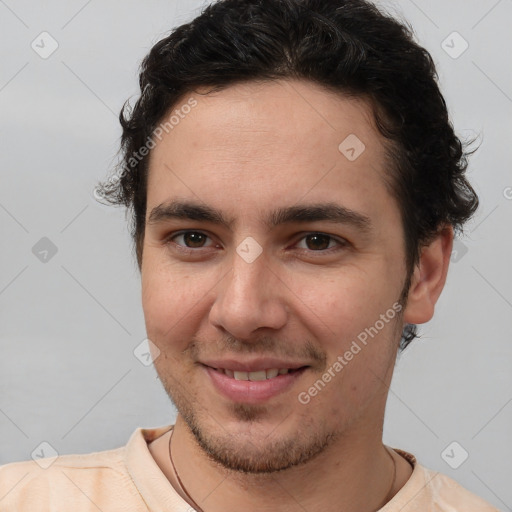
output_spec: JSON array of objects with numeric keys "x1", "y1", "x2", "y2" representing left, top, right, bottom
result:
[
  {"x1": 266, "y1": 368, "x2": 279, "y2": 379},
  {"x1": 249, "y1": 370, "x2": 267, "y2": 381},
  {"x1": 227, "y1": 368, "x2": 290, "y2": 380}
]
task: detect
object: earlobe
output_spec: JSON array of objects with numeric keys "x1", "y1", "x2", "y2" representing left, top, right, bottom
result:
[{"x1": 402, "y1": 225, "x2": 454, "y2": 325}]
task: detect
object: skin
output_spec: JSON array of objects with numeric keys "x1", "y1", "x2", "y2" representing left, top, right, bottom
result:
[{"x1": 142, "y1": 79, "x2": 453, "y2": 512}]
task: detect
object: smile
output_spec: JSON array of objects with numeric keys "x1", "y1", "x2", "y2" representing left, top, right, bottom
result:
[
  {"x1": 210, "y1": 367, "x2": 299, "y2": 380},
  {"x1": 203, "y1": 364, "x2": 309, "y2": 403}
]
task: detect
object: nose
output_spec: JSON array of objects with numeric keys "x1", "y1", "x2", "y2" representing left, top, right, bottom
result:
[{"x1": 209, "y1": 249, "x2": 289, "y2": 341}]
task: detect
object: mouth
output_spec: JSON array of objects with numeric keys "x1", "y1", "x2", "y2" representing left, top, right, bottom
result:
[
  {"x1": 202, "y1": 363, "x2": 309, "y2": 403},
  {"x1": 208, "y1": 366, "x2": 305, "y2": 380}
]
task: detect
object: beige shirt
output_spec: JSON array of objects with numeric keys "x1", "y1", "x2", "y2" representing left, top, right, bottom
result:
[{"x1": 0, "y1": 424, "x2": 499, "y2": 511}]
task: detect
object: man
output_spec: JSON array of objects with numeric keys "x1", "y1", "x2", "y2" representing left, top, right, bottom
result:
[{"x1": 0, "y1": 0, "x2": 499, "y2": 510}]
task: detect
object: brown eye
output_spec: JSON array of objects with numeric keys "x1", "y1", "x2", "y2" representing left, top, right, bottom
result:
[
  {"x1": 304, "y1": 234, "x2": 331, "y2": 251},
  {"x1": 170, "y1": 231, "x2": 213, "y2": 249},
  {"x1": 296, "y1": 233, "x2": 344, "y2": 252}
]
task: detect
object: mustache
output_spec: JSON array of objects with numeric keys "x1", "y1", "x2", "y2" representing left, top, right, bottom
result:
[{"x1": 184, "y1": 335, "x2": 327, "y2": 367}]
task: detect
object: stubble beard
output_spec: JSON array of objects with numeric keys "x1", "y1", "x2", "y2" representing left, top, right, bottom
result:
[
  {"x1": 156, "y1": 284, "x2": 409, "y2": 475},
  {"x1": 166, "y1": 381, "x2": 340, "y2": 474}
]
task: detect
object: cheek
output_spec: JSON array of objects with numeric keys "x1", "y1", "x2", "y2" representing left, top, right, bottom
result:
[
  {"x1": 305, "y1": 319, "x2": 399, "y2": 417},
  {"x1": 293, "y1": 269, "x2": 401, "y2": 397},
  {"x1": 141, "y1": 253, "x2": 204, "y2": 346},
  {"x1": 290, "y1": 267, "x2": 393, "y2": 345}
]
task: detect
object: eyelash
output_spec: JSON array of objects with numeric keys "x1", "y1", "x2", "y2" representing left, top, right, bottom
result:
[{"x1": 164, "y1": 230, "x2": 348, "y2": 256}]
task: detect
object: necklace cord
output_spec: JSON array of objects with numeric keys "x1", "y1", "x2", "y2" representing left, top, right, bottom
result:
[{"x1": 168, "y1": 428, "x2": 205, "y2": 512}]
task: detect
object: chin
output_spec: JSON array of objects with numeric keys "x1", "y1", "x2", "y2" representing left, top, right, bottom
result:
[{"x1": 182, "y1": 406, "x2": 338, "y2": 474}]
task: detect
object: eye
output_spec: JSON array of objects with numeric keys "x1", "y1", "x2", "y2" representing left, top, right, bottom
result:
[
  {"x1": 294, "y1": 233, "x2": 347, "y2": 252},
  {"x1": 165, "y1": 230, "x2": 347, "y2": 255},
  {"x1": 167, "y1": 231, "x2": 216, "y2": 251}
]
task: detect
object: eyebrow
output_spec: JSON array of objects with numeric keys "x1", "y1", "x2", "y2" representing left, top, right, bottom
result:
[{"x1": 147, "y1": 199, "x2": 372, "y2": 233}]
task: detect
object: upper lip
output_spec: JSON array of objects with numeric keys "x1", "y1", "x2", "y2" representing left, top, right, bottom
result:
[{"x1": 200, "y1": 358, "x2": 309, "y2": 372}]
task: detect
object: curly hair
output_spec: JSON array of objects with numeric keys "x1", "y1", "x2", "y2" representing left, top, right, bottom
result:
[{"x1": 96, "y1": 0, "x2": 479, "y2": 352}]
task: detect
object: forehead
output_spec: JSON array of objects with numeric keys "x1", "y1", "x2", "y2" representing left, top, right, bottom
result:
[{"x1": 146, "y1": 79, "x2": 394, "y2": 228}]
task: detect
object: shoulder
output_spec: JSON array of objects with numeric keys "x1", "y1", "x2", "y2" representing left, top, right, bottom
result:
[
  {"x1": 410, "y1": 462, "x2": 500, "y2": 511},
  {"x1": 0, "y1": 446, "x2": 143, "y2": 511}
]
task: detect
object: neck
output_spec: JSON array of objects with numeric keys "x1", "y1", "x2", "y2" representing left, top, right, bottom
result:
[{"x1": 163, "y1": 414, "x2": 401, "y2": 512}]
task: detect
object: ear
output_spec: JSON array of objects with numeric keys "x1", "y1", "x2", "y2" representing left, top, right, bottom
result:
[{"x1": 403, "y1": 225, "x2": 454, "y2": 325}]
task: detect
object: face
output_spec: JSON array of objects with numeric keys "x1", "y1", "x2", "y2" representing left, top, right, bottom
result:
[{"x1": 141, "y1": 79, "x2": 409, "y2": 473}]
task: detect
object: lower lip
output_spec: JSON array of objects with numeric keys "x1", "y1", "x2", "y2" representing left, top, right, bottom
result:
[{"x1": 204, "y1": 365, "x2": 307, "y2": 404}]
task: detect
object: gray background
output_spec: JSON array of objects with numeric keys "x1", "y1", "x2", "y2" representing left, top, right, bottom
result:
[{"x1": 0, "y1": 0, "x2": 511, "y2": 510}]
